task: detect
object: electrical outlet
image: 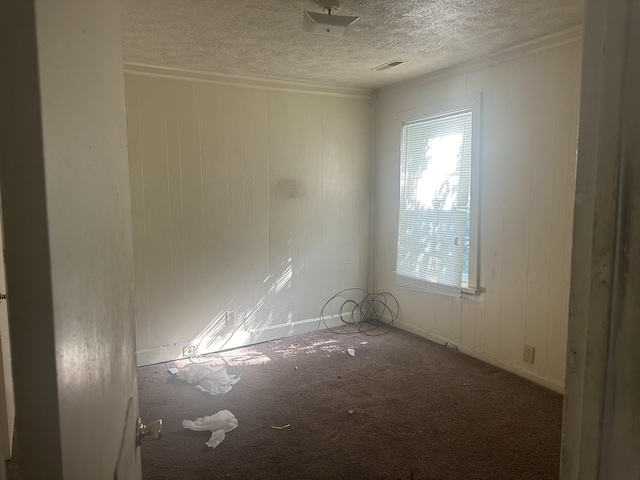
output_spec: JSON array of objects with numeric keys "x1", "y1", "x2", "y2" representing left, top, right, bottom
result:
[
  {"x1": 183, "y1": 345, "x2": 197, "y2": 357},
  {"x1": 524, "y1": 344, "x2": 536, "y2": 364},
  {"x1": 225, "y1": 311, "x2": 236, "y2": 326}
]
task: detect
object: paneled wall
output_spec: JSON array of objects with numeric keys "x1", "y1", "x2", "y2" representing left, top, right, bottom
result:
[
  {"x1": 124, "y1": 70, "x2": 372, "y2": 365},
  {"x1": 373, "y1": 37, "x2": 581, "y2": 391}
]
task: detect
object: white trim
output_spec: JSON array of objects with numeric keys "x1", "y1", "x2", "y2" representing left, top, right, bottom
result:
[
  {"x1": 394, "y1": 320, "x2": 565, "y2": 394},
  {"x1": 467, "y1": 94, "x2": 481, "y2": 291},
  {"x1": 377, "y1": 26, "x2": 583, "y2": 97},
  {"x1": 123, "y1": 63, "x2": 373, "y2": 99},
  {"x1": 395, "y1": 272, "x2": 462, "y2": 297},
  {"x1": 395, "y1": 94, "x2": 481, "y2": 123},
  {"x1": 461, "y1": 286, "x2": 482, "y2": 295},
  {"x1": 561, "y1": 0, "x2": 640, "y2": 477},
  {"x1": 136, "y1": 313, "x2": 347, "y2": 367}
]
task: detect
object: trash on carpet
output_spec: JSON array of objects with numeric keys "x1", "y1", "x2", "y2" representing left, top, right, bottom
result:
[
  {"x1": 182, "y1": 410, "x2": 238, "y2": 449},
  {"x1": 250, "y1": 423, "x2": 291, "y2": 432},
  {"x1": 269, "y1": 424, "x2": 290, "y2": 430},
  {"x1": 348, "y1": 410, "x2": 354, "y2": 415},
  {"x1": 347, "y1": 348, "x2": 355, "y2": 357},
  {"x1": 360, "y1": 341, "x2": 369, "y2": 345},
  {"x1": 169, "y1": 363, "x2": 240, "y2": 396}
]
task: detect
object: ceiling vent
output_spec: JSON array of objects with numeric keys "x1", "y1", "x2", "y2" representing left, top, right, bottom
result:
[{"x1": 372, "y1": 60, "x2": 404, "y2": 72}]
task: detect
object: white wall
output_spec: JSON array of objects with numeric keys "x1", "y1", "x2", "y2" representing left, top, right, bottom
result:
[
  {"x1": 373, "y1": 33, "x2": 582, "y2": 391},
  {"x1": 124, "y1": 69, "x2": 373, "y2": 364}
]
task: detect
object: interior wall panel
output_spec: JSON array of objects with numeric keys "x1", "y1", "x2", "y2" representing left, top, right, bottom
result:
[
  {"x1": 164, "y1": 79, "x2": 187, "y2": 352},
  {"x1": 125, "y1": 73, "x2": 372, "y2": 364},
  {"x1": 176, "y1": 81, "x2": 208, "y2": 343},
  {"x1": 525, "y1": 49, "x2": 559, "y2": 378},
  {"x1": 139, "y1": 76, "x2": 174, "y2": 349},
  {"x1": 374, "y1": 40, "x2": 582, "y2": 390}
]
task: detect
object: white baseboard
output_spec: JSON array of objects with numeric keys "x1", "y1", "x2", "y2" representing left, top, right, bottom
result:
[
  {"x1": 136, "y1": 314, "x2": 346, "y2": 367},
  {"x1": 138, "y1": 315, "x2": 565, "y2": 394},
  {"x1": 393, "y1": 320, "x2": 565, "y2": 394}
]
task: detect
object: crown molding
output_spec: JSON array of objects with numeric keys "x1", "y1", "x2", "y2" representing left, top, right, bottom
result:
[
  {"x1": 376, "y1": 25, "x2": 583, "y2": 97},
  {"x1": 123, "y1": 63, "x2": 373, "y2": 99}
]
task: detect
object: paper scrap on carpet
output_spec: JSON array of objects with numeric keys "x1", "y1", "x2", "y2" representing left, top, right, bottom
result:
[{"x1": 183, "y1": 410, "x2": 238, "y2": 449}]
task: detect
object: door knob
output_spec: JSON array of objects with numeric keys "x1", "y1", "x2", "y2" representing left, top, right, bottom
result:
[
  {"x1": 0, "y1": 293, "x2": 5, "y2": 303},
  {"x1": 136, "y1": 418, "x2": 162, "y2": 446}
]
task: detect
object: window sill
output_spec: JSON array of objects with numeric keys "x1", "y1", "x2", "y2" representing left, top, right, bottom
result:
[{"x1": 461, "y1": 286, "x2": 484, "y2": 296}]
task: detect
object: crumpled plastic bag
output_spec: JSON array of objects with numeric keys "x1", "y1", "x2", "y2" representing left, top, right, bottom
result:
[
  {"x1": 169, "y1": 363, "x2": 240, "y2": 396},
  {"x1": 205, "y1": 430, "x2": 226, "y2": 449},
  {"x1": 182, "y1": 410, "x2": 238, "y2": 449}
]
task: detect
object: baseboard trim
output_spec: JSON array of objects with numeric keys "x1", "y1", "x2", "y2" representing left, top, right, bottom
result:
[
  {"x1": 136, "y1": 314, "x2": 346, "y2": 367},
  {"x1": 394, "y1": 320, "x2": 565, "y2": 394}
]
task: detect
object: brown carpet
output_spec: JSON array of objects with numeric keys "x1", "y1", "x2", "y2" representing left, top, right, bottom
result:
[{"x1": 138, "y1": 327, "x2": 563, "y2": 480}]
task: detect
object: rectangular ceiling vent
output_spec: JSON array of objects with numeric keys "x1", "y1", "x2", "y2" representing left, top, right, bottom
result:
[{"x1": 372, "y1": 60, "x2": 404, "y2": 72}]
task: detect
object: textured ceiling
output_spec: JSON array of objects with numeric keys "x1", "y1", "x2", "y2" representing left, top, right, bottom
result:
[{"x1": 121, "y1": 0, "x2": 583, "y2": 89}]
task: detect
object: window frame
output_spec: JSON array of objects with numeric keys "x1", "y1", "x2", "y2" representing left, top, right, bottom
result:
[{"x1": 394, "y1": 94, "x2": 482, "y2": 295}]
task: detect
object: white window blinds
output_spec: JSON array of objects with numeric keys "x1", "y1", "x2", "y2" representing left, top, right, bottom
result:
[{"x1": 395, "y1": 108, "x2": 473, "y2": 297}]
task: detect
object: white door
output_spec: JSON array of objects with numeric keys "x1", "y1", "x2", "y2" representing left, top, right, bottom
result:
[
  {"x1": 0, "y1": 203, "x2": 15, "y2": 470},
  {"x1": 0, "y1": 1, "x2": 146, "y2": 479}
]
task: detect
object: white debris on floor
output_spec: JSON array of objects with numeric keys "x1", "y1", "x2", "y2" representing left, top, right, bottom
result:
[
  {"x1": 169, "y1": 363, "x2": 240, "y2": 395},
  {"x1": 183, "y1": 410, "x2": 238, "y2": 449}
]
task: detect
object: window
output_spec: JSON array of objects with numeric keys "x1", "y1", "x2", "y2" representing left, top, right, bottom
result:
[{"x1": 395, "y1": 95, "x2": 480, "y2": 297}]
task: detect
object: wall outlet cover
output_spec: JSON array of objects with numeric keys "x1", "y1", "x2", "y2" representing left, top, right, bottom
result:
[
  {"x1": 183, "y1": 345, "x2": 197, "y2": 357},
  {"x1": 524, "y1": 344, "x2": 536, "y2": 364}
]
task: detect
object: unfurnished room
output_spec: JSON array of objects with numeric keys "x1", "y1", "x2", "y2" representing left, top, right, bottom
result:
[{"x1": 1, "y1": 1, "x2": 639, "y2": 479}]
